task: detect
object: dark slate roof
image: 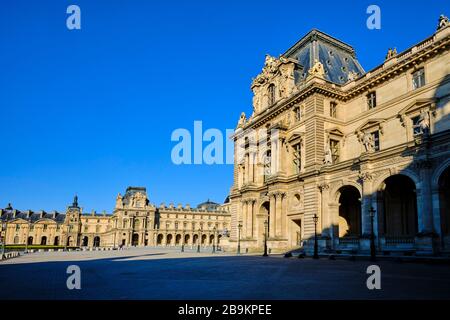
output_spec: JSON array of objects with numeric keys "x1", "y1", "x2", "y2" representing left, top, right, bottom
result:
[
  {"x1": 197, "y1": 199, "x2": 220, "y2": 212},
  {"x1": 0, "y1": 207, "x2": 66, "y2": 223},
  {"x1": 283, "y1": 29, "x2": 365, "y2": 85}
]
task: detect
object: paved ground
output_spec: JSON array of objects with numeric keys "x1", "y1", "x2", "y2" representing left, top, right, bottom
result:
[{"x1": 1, "y1": 247, "x2": 449, "y2": 300}]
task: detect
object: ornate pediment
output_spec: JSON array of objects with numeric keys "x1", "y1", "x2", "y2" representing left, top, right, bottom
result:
[
  {"x1": 398, "y1": 98, "x2": 436, "y2": 126},
  {"x1": 251, "y1": 55, "x2": 298, "y2": 114},
  {"x1": 355, "y1": 118, "x2": 386, "y2": 135}
]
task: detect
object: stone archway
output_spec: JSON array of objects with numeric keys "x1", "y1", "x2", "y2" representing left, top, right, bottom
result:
[
  {"x1": 93, "y1": 236, "x2": 100, "y2": 247},
  {"x1": 184, "y1": 234, "x2": 190, "y2": 245},
  {"x1": 337, "y1": 186, "x2": 362, "y2": 238},
  {"x1": 41, "y1": 236, "x2": 47, "y2": 245},
  {"x1": 175, "y1": 234, "x2": 182, "y2": 245},
  {"x1": 379, "y1": 175, "x2": 418, "y2": 238},
  {"x1": 166, "y1": 234, "x2": 173, "y2": 246},
  {"x1": 438, "y1": 166, "x2": 450, "y2": 240},
  {"x1": 157, "y1": 234, "x2": 164, "y2": 245},
  {"x1": 82, "y1": 236, "x2": 89, "y2": 247},
  {"x1": 132, "y1": 233, "x2": 139, "y2": 246}
]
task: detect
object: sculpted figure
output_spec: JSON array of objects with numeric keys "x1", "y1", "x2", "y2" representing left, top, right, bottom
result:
[
  {"x1": 418, "y1": 110, "x2": 430, "y2": 135},
  {"x1": 116, "y1": 193, "x2": 123, "y2": 208},
  {"x1": 362, "y1": 132, "x2": 375, "y2": 152},
  {"x1": 237, "y1": 112, "x2": 247, "y2": 128},
  {"x1": 324, "y1": 144, "x2": 333, "y2": 165},
  {"x1": 308, "y1": 59, "x2": 325, "y2": 77},
  {"x1": 438, "y1": 14, "x2": 449, "y2": 30}
]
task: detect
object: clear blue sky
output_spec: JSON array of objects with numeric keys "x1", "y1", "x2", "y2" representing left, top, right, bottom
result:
[{"x1": 0, "y1": 0, "x2": 446, "y2": 212}]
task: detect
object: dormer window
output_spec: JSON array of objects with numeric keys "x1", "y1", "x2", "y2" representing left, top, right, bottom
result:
[
  {"x1": 268, "y1": 84, "x2": 276, "y2": 106},
  {"x1": 367, "y1": 92, "x2": 377, "y2": 110}
]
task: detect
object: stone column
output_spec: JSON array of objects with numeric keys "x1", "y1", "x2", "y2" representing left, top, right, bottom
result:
[
  {"x1": 359, "y1": 172, "x2": 374, "y2": 237},
  {"x1": 417, "y1": 160, "x2": 434, "y2": 233},
  {"x1": 241, "y1": 200, "x2": 247, "y2": 238},
  {"x1": 318, "y1": 183, "x2": 330, "y2": 237},
  {"x1": 282, "y1": 193, "x2": 288, "y2": 239},
  {"x1": 247, "y1": 200, "x2": 253, "y2": 238},
  {"x1": 269, "y1": 194, "x2": 276, "y2": 238},
  {"x1": 275, "y1": 193, "x2": 283, "y2": 237}
]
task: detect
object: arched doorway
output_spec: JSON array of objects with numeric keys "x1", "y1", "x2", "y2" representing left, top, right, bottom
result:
[
  {"x1": 82, "y1": 236, "x2": 89, "y2": 247},
  {"x1": 157, "y1": 234, "x2": 164, "y2": 245},
  {"x1": 209, "y1": 234, "x2": 214, "y2": 245},
  {"x1": 184, "y1": 234, "x2": 190, "y2": 245},
  {"x1": 54, "y1": 236, "x2": 60, "y2": 246},
  {"x1": 132, "y1": 233, "x2": 139, "y2": 246},
  {"x1": 439, "y1": 166, "x2": 450, "y2": 240},
  {"x1": 201, "y1": 234, "x2": 207, "y2": 245},
  {"x1": 14, "y1": 236, "x2": 19, "y2": 244},
  {"x1": 27, "y1": 236, "x2": 33, "y2": 245},
  {"x1": 175, "y1": 234, "x2": 182, "y2": 245},
  {"x1": 338, "y1": 186, "x2": 362, "y2": 237},
  {"x1": 67, "y1": 236, "x2": 73, "y2": 247},
  {"x1": 93, "y1": 236, "x2": 100, "y2": 247},
  {"x1": 166, "y1": 234, "x2": 173, "y2": 246},
  {"x1": 379, "y1": 175, "x2": 418, "y2": 237},
  {"x1": 41, "y1": 236, "x2": 47, "y2": 245},
  {"x1": 193, "y1": 234, "x2": 198, "y2": 245},
  {"x1": 259, "y1": 201, "x2": 270, "y2": 237}
]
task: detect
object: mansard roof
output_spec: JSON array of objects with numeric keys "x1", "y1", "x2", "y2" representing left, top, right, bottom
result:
[{"x1": 282, "y1": 29, "x2": 365, "y2": 85}]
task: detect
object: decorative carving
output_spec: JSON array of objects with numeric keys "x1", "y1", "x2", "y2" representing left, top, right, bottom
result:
[
  {"x1": 360, "y1": 132, "x2": 375, "y2": 153},
  {"x1": 115, "y1": 193, "x2": 123, "y2": 208},
  {"x1": 308, "y1": 59, "x2": 325, "y2": 78},
  {"x1": 324, "y1": 144, "x2": 333, "y2": 165},
  {"x1": 318, "y1": 183, "x2": 330, "y2": 192},
  {"x1": 251, "y1": 55, "x2": 297, "y2": 113},
  {"x1": 437, "y1": 14, "x2": 449, "y2": 30},
  {"x1": 385, "y1": 48, "x2": 397, "y2": 60},
  {"x1": 347, "y1": 71, "x2": 359, "y2": 82},
  {"x1": 418, "y1": 109, "x2": 430, "y2": 136},
  {"x1": 358, "y1": 171, "x2": 374, "y2": 183},
  {"x1": 237, "y1": 112, "x2": 247, "y2": 128}
]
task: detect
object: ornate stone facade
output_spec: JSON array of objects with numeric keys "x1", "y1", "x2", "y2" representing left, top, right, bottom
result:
[
  {"x1": 229, "y1": 17, "x2": 450, "y2": 255},
  {"x1": 0, "y1": 187, "x2": 231, "y2": 249}
]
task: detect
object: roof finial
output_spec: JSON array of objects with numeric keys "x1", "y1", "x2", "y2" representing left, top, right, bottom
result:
[{"x1": 73, "y1": 195, "x2": 78, "y2": 208}]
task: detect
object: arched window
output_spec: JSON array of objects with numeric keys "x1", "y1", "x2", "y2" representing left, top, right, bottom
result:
[{"x1": 268, "y1": 84, "x2": 276, "y2": 106}]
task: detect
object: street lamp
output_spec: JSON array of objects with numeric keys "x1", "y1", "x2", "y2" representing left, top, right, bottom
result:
[
  {"x1": 263, "y1": 220, "x2": 268, "y2": 257},
  {"x1": 212, "y1": 227, "x2": 216, "y2": 254},
  {"x1": 313, "y1": 214, "x2": 319, "y2": 259},
  {"x1": 369, "y1": 206, "x2": 376, "y2": 261},
  {"x1": 1, "y1": 222, "x2": 6, "y2": 257},
  {"x1": 237, "y1": 221, "x2": 242, "y2": 254}
]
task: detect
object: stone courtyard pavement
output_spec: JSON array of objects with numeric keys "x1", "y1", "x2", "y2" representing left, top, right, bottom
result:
[{"x1": 1, "y1": 247, "x2": 449, "y2": 300}]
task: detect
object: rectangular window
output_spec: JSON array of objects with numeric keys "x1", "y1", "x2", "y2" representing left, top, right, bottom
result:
[
  {"x1": 330, "y1": 139, "x2": 340, "y2": 163},
  {"x1": 412, "y1": 116, "x2": 422, "y2": 136},
  {"x1": 16, "y1": 224, "x2": 20, "y2": 231},
  {"x1": 43, "y1": 225, "x2": 48, "y2": 231},
  {"x1": 367, "y1": 92, "x2": 377, "y2": 110},
  {"x1": 372, "y1": 131, "x2": 380, "y2": 151},
  {"x1": 293, "y1": 143, "x2": 302, "y2": 174},
  {"x1": 330, "y1": 102, "x2": 337, "y2": 118},
  {"x1": 412, "y1": 68, "x2": 425, "y2": 89}
]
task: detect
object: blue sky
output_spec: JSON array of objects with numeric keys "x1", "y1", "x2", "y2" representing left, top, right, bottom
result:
[{"x1": 0, "y1": 0, "x2": 446, "y2": 212}]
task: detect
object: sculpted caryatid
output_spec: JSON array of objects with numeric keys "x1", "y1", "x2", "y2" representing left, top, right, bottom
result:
[
  {"x1": 362, "y1": 132, "x2": 375, "y2": 152},
  {"x1": 324, "y1": 145, "x2": 333, "y2": 165},
  {"x1": 418, "y1": 110, "x2": 430, "y2": 135}
]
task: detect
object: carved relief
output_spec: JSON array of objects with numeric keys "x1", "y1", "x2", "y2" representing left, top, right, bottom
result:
[
  {"x1": 308, "y1": 59, "x2": 325, "y2": 78},
  {"x1": 251, "y1": 55, "x2": 297, "y2": 113}
]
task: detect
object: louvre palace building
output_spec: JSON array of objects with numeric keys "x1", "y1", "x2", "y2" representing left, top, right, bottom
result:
[
  {"x1": 0, "y1": 187, "x2": 231, "y2": 249},
  {"x1": 1, "y1": 15, "x2": 449, "y2": 257},
  {"x1": 229, "y1": 15, "x2": 450, "y2": 255}
]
